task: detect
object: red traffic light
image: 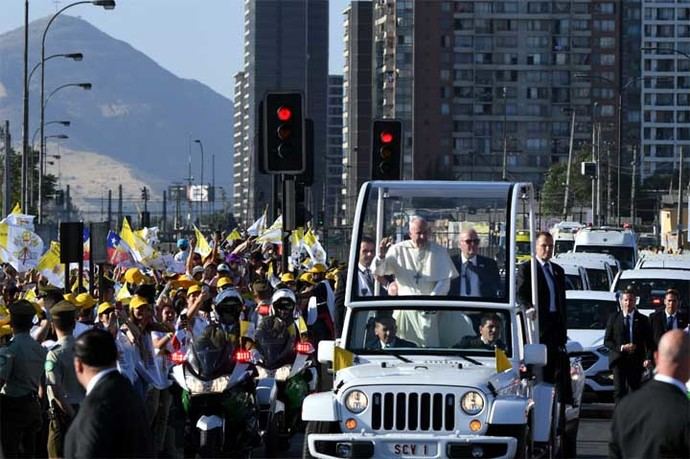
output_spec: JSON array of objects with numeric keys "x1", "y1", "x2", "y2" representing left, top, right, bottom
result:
[
  {"x1": 379, "y1": 131, "x2": 394, "y2": 144},
  {"x1": 276, "y1": 106, "x2": 293, "y2": 122}
]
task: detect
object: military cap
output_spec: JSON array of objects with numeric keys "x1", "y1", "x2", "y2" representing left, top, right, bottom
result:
[
  {"x1": 8, "y1": 300, "x2": 37, "y2": 317},
  {"x1": 50, "y1": 300, "x2": 77, "y2": 316}
]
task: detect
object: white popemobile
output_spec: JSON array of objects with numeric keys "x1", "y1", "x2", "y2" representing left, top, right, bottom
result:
[{"x1": 301, "y1": 182, "x2": 584, "y2": 459}]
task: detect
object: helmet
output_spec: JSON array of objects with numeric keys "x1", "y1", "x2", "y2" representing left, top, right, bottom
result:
[
  {"x1": 271, "y1": 288, "x2": 296, "y2": 321},
  {"x1": 177, "y1": 238, "x2": 189, "y2": 250},
  {"x1": 213, "y1": 288, "x2": 243, "y2": 321}
]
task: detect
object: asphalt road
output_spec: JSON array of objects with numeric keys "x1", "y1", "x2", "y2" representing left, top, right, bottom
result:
[{"x1": 252, "y1": 404, "x2": 613, "y2": 458}]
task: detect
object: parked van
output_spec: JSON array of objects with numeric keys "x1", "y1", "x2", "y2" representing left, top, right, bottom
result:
[
  {"x1": 554, "y1": 252, "x2": 618, "y2": 291},
  {"x1": 551, "y1": 221, "x2": 584, "y2": 255},
  {"x1": 573, "y1": 227, "x2": 637, "y2": 270}
]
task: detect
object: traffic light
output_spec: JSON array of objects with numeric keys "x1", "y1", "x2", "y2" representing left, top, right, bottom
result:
[
  {"x1": 581, "y1": 162, "x2": 596, "y2": 178},
  {"x1": 371, "y1": 119, "x2": 402, "y2": 180},
  {"x1": 261, "y1": 91, "x2": 306, "y2": 174}
]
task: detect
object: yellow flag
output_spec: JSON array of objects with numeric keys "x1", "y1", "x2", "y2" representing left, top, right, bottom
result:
[
  {"x1": 0, "y1": 223, "x2": 8, "y2": 248},
  {"x1": 36, "y1": 241, "x2": 65, "y2": 288},
  {"x1": 10, "y1": 203, "x2": 21, "y2": 215},
  {"x1": 225, "y1": 229, "x2": 241, "y2": 243},
  {"x1": 495, "y1": 347, "x2": 512, "y2": 372},
  {"x1": 193, "y1": 225, "x2": 212, "y2": 258},
  {"x1": 333, "y1": 346, "x2": 354, "y2": 372},
  {"x1": 296, "y1": 316, "x2": 308, "y2": 335},
  {"x1": 116, "y1": 284, "x2": 132, "y2": 304}
]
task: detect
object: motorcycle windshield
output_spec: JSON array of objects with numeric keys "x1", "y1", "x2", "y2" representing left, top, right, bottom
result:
[
  {"x1": 256, "y1": 317, "x2": 296, "y2": 370},
  {"x1": 187, "y1": 326, "x2": 234, "y2": 380}
]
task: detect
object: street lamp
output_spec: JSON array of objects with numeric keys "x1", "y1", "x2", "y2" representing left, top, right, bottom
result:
[
  {"x1": 38, "y1": 83, "x2": 91, "y2": 220},
  {"x1": 29, "y1": 53, "x2": 83, "y2": 84},
  {"x1": 194, "y1": 139, "x2": 204, "y2": 221},
  {"x1": 31, "y1": 120, "x2": 70, "y2": 148},
  {"x1": 38, "y1": 0, "x2": 116, "y2": 222}
]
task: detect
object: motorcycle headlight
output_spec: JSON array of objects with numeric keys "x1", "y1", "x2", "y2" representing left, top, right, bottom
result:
[
  {"x1": 344, "y1": 390, "x2": 368, "y2": 413},
  {"x1": 460, "y1": 391, "x2": 485, "y2": 415}
]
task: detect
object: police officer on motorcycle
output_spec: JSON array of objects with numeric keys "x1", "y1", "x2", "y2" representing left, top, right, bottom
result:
[{"x1": 255, "y1": 289, "x2": 300, "y2": 370}]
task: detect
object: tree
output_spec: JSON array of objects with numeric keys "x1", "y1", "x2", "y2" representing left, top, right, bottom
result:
[{"x1": 541, "y1": 149, "x2": 594, "y2": 218}]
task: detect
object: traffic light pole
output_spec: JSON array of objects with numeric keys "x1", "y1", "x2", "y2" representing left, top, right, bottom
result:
[{"x1": 282, "y1": 175, "x2": 295, "y2": 273}]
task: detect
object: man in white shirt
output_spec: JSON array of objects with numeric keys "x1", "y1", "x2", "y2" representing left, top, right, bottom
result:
[{"x1": 374, "y1": 216, "x2": 458, "y2": 296}]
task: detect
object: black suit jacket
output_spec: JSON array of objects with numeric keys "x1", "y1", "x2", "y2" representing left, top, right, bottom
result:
[
  {"x1": 649, "y1": 309, "x2": 689, "y2": 350},
  {"x1": 604, "y1": 310, "x2": 654, "y2": 368},
  {"x1": 610, "y1": 379, "x2": 690, "y2": 459},
  {"x1": 450, "y1": 255, "x2": 501, "y2": 298},
  {"x1": 367, "y1": 337, "x2": 417, "y2": 349},
  {"x1": 516, "y1": 260, "x2": 567, "y2": 347},
  {"x1": 64, "y1": 370, "x2": 154, "y2": 458}
]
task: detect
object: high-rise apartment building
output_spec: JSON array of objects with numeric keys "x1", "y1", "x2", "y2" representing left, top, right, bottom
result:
[
  {"x1": 342, "y1": 1, "x2": 373, "y2": 224},
  {"x1": 326, "y1": 75, "x2": 344, "y2": 226},
  {"x1": 640, "y1": 1, "x2": 690, "y2": 181},
  {"x1": 232, "y1": 0, "x2": 329, "y2": 225}
]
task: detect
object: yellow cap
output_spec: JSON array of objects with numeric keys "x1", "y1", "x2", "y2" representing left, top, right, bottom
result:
[
  {"x1": 97, "y1": 302, "x2": 114, "y2": 316},
  {"x1": 308, "y1": 263, "x2": 327, "y2": 274},
  {"x1": 74, "y1": 293, "x2": 96, "y2": 310},
  {"x1": 129, "y1": 295, "x2": 150, "y2": 310},
  {"x1": 124, "y1": 267, "x2": 144, "y2": 285},
  {"x1": 0, "y1": 324, "x2": 11, "y2": 338},
  {"x1": 187, "y1": 284, "x2": 202, "y2": 295},
  {"x1": 63, "y1": 293, "x2": 76, "y2": 304},
  {"x1": 280, "y1": 272, "x2": 295, "y2": 282},
  {"x1": 217, "y1": 277, "x2": 233, "y2": 288},
  {"x1": 298, "y1": 272, "x2": 315, "y2": 285}
]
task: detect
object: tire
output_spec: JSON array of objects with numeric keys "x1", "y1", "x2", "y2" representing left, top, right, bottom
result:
[
  {"x1": 265, "y1": 412, "x2": 286, "y2": 457},
  {"x1": 302, "y1": 421, "x2": 337, "y2": 459},
  {"x1": 548, "y1": 398, "x2": 566, "y2": 459},
  {"x1": 515, "y1": 416, "x2": 533, "y2": 459}
]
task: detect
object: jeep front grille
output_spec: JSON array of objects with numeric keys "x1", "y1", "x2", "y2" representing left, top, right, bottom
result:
[
  {"x1": 578, "y1": 352, "x2": 599, "y2": 371},
  {"x1": 370, "y1": 392, "x2": 455, "y2": 431}
]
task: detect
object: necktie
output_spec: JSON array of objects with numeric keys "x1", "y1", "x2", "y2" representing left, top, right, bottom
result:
[
  {"x1": 464, "y1": 262, "x2": 473, "y2": 295},
  {"x1": 364, "y1": 268, "x2": 373, "y2": 287},
  {"x1": 543, "y1": 263, "x2": 557, "y2": 312},
  {"x1": 667, "y1": 315, "x2": 674, "y2": 331},
  {"x1": 624, "y1": 315, "x2": 631, "y2": 344}
]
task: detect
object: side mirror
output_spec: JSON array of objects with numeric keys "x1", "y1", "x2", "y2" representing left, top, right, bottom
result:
[
  {"x1": 524, "y1": 343, "x2": 547, "y2": 367},
  {"x1": 318, "y1": 340, "x2": 335, "y2": 364}
]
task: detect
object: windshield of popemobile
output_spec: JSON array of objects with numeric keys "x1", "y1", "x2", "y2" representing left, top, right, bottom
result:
[
  {"x1": 347, "y1": 307, "x2": 512, "y2": 357},
  {"x1": 353, "y1": 183, "x2": 513, "y2": 301}
]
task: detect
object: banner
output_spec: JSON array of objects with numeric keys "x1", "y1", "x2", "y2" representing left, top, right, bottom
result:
[{"x1": 36, "y1": 241, "x2": 65, "y2": 288}]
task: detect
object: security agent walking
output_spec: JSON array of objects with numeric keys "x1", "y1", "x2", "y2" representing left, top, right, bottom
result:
[
  {"x1": 649, "y1": 288, "x2": 689, "y2": 351},
  {"x1": 609, "y1": 330, "x2": 690, "y2": 459},
  {"x1": 64, "y1": 328, "x2": 153, "y2": 458},
  {"x1": 604, "y1": 289, "x2": 654, "y2": 403},
  {"x1": 0, "y1": 300, "x2": 48, "y2": 458},
  {"x1": 45, "y1": 300, "x2": 85, "y2": 458}
]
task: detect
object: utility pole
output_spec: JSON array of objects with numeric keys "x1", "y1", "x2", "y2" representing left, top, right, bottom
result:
[
  {"x1": 677, "y1": 146, "x2": 684, "y2": 247},
  {"x1": 21, "y1": 0, "x2": 29, "y2": 214},
  {"x1": 117, "y1": 184, "x2": 123, "y2": 230},
  {"x1": 631, "y1": 146, "x2": 638, "y2": 226},
  {"x1": 162, "y1": 190, "x2": 167, "y2": 235},
  {"x1": 596, "y1": 123, "x2": 602, "y2": 225},
  {"x1": 501, "y1": 87, "x2": 508, "y2": 181},
  {"x1": 107, "y1": 189, "x2": 112, "y2": 227},
  {"x1": 591, "y1": 102, "x2": 598, "y2": 225},
  {"x1": 607, "y1": 143, "x2": 612, "y2": 225},
  {"x1": 2, "y1": 121, "x2": 11, "y2": 216},
  {"x1": 563, "y1": 109, "x2": 576, "y2": 220}
]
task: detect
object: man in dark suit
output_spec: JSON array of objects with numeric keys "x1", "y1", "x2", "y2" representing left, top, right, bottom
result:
[
  {"x1": 64, "y1": 328, "x2": 153, "y2": 458},
  {"x1": 610, "y1": 330, "x2": 690, "y2": 459},
  {"x1": 450, "y1": 228, "x2": 501, "y2": 298},
  {"x1": 649, "y1": 288, "x2": 689, "y2": 350},
  {"x1": 356, "y1": 236, "x2": 377, "y2": 297},
  {"x1": 367, "y1": 316, "x2": 418, "y2": 349},
  {"x1": 455, "y1": 312, "x2": 506, "y2": 350},
  {"x1": 604, "y1": 289, "x2": 654, "y2": 403},
  {"x1": 516, "y1": 232, "x2": 572, "y2": 403}
]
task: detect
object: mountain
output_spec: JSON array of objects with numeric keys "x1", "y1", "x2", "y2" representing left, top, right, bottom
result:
[{"x1": 0, "y1": 15, "x2": 233, "y2": 214}]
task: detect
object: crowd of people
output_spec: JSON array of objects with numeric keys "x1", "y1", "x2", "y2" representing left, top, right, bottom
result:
[{"x1": 0, "y1": 229, "x2": 346, "y2": 458}]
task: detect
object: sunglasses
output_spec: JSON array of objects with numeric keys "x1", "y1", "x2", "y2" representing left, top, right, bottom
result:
[{"x1": 462, "y1": 239, "x2": 480, "y2": 244}]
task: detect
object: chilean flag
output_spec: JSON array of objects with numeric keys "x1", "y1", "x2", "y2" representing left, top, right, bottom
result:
[
  {"x1": 83, "y1": 227, "x2": 91, "y2": 261},
  {"x1": 106, "y1": 230, "x2": 132, "y2": 266}
]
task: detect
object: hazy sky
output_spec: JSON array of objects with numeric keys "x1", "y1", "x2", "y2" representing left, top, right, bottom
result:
[{"x1": 0, "y1": 0, "x2": 351, "y2": 99}]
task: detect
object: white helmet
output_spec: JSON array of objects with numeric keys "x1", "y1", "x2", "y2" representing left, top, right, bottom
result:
[{"x1": 271, "y1": 288, "x2": 296, "y2": 305}]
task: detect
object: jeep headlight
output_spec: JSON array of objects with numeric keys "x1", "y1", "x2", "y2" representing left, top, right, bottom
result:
[
  {"x1": 344, "y1": 390, "x2": 368, "y2": 413},
  {"x1": 460, "y1": 391, "x2": 485, "y2": 415}
]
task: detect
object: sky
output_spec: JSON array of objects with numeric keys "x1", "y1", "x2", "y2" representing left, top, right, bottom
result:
[{"x1": 0, "y1": 0, "x2": 351, "y2": 100}]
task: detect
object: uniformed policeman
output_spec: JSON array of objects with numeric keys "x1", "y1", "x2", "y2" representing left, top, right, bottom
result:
[
  {"x1": 45, "y1": 300, "x2": 85, "y2": 458},
  {"x1": 0, "y1": 300, "x2": 48, "y2": 458}
]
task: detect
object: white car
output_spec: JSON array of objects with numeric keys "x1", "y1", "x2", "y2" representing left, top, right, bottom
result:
[
  {"x1": 555, "y1": 252, "x2": 618, "y2": 291},
  {"x1": 611, "y1": 268, "x2": 690, "y2": 316},
  {"x1": 566, "y1": 290, "x2": 619, "y2": 402},
  {"x1": 573, "y1": 226, "x2": 637, "y2": 271},
  {"x1": 635, "y1": 253, "x2": 690, "y2": 271}
]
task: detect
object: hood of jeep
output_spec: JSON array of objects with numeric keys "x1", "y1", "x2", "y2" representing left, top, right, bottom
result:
[{"x1": 335, "y1": 359, "x2": 509, "y2": 390}]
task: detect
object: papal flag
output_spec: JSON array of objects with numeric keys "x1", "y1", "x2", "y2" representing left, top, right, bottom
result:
[
  {"x1": 257, "y1": 215, "x2": 282, "y2": 244},
  {"x1": 36, "y1": 241, "x2": 65, "y2": 288},
  {"x1": 225, "y1": 228, "x2": 242, "y2": 243},
  {"x1": 246, "y1": 210, "x2": 267, "y2": 237},
  {"x1": 4, "y1": 224, "x2": 44, "y2": 272},
  {"x1": 119, "y1": 218, "x2": 153, "y2": 263},
  {"x1": 193, "y1": 225, "x2": 212, "y2": 258},
  {"x1": 303, "y1": 229, "x2": 327, "y2": 266},
  {"x1": 495, "y1": 346, "x2": 512, "y2": 373}
]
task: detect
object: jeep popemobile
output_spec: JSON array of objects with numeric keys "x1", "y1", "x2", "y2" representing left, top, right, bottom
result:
[{"x1": 302, "y1": 182, "x2": 584, "y2": 459}]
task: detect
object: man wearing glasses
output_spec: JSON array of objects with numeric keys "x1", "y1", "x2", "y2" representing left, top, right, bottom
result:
[{"x1": 450, "y1": 228, "x2": 501, "y2": 298}]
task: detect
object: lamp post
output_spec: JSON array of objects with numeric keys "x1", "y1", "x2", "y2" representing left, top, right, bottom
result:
[
  {"x1": 39, "y1": 0, "x2": 115, "y2": 222},
  {"x1": 39, "y1": 83, "x2": 91, "y2": 220},
  {"x1": 29, "y1": 53, "x2": 83, "y2": 84},
  {"x1": 194, "y1": 139, "x2": 204, "y2": 222},
  {"x1": 31, "y1": 120, "x2": 70, "y2": 148}
]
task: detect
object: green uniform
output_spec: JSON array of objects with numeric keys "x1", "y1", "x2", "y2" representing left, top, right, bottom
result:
[
  {"x1": 45, "y1": 335, "x2": 85, "y2": 458},
  {"x1": 0, "y1": 332, "x2": 48, "y2": 458}
]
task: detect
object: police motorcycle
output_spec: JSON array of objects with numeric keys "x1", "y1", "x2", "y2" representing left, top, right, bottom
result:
[
  {"x1": 254, "y1": 288, "x2": 318, "y2": 456},
  {"x1": 170, "y1": 289, "x2": 259, "y2": 458}
]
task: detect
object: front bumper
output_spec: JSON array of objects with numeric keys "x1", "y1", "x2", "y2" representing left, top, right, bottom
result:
[{"x1": 308, "y1": 432, "x2": 517, "y2": 459}]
